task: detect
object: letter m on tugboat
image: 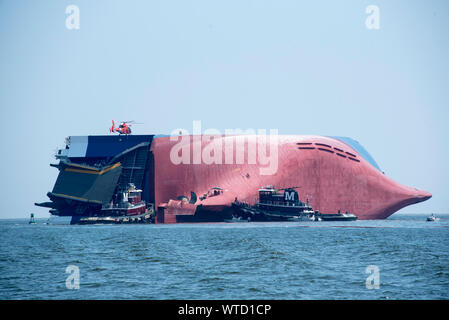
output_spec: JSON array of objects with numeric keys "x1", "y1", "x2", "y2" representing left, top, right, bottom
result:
[{"x1": 284, "y1": 190, "x2": 296, "y2": 201}]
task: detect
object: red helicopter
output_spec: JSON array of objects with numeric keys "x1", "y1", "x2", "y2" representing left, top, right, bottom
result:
[{"x1": 109, "y1": 120, "x2": 140, "y2": 135}]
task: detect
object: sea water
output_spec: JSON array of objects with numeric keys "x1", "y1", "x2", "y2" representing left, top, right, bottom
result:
[{"x1": 0, "y1": 214, "x2": 448, "y2": 299}]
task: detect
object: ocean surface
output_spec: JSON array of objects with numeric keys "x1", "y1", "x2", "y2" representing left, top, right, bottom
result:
[{"x1": 0, "y1": 214, "x2": 448, "y2": 300}]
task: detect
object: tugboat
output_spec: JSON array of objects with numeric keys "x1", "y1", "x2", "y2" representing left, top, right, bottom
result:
[
  {"x1": 232, "y1": 186, "x2": 317, "y2": 221},
  {"x1": 101, "y1": 183, "x2": 150, "y2": 217}
]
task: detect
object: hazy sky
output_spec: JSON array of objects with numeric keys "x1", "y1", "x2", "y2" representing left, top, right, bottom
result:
[{"x1": 1, "y1": 0, "x2": 448, "y2": 218}]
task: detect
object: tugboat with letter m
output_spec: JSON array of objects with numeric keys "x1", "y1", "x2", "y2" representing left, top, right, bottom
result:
[
  {"x1": 232, "y1": 186, "x2": 318, "y2": 221},
  {"x1": 232, "y1": 185, "x2": 357, "y2": 222}
]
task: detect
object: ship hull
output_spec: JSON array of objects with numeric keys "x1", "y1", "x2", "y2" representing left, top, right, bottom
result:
[{"x1": 151, "y1": 135, "x2": 431, "y2": 222}]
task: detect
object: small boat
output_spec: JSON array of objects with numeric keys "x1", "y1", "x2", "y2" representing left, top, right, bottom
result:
[
  {"x1": 426, "y1": 214, "x2": 440, "y2": 222},
  {"x1": 318, "y1": 211, "x2": 358, "y2": 221}
]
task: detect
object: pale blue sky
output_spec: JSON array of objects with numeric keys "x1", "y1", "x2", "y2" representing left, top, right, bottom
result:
[{"x1": 1, "y1": 0, "x2": 448, "y2": 218}]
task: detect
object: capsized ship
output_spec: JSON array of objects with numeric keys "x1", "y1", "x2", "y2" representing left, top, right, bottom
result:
[{"x1": 35, "y1": 134, "x2": 431, "y2": 223}]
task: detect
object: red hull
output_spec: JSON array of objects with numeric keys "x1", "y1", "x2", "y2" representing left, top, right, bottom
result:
[{"x1": 151, "y1": 135, "x2": 431, "y2": 222}]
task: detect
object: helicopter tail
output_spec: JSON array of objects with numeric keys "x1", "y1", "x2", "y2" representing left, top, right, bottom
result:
[{"x1": 109, "y1": 120, "x2": 115, "y2": 133}]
